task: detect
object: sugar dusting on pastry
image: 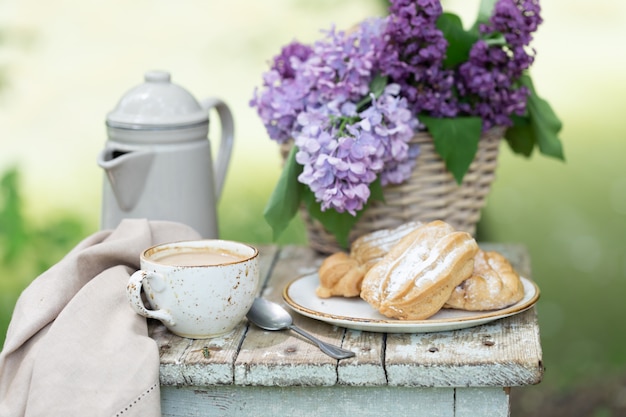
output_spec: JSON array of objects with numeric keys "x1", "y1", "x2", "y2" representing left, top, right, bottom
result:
[{"x1": 316, "y1": 219, "x2": 526, "y2": 319}]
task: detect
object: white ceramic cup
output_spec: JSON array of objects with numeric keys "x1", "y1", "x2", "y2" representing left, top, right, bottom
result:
[{"x1": 126, "y1": 239, "x2": 259, "y2": 339}]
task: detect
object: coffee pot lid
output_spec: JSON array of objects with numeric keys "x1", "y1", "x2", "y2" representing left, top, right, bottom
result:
[{"x1": 106, "y1": 71, "x2": 208, "y2": 130}]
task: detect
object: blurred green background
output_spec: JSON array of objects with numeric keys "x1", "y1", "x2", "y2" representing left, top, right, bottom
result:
[{"x1": 1, "y1": 0, "x2": 625, "y2": 414}]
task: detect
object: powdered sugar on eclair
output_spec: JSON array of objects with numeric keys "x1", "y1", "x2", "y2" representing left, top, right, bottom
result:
[{"x1": 360, "y1": 220, "x2": 479, "y2": 320}]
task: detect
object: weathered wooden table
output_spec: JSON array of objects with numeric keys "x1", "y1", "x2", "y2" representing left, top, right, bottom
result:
[{"x1": 153, "y1": 243, "x2": 543, "y2": 417}]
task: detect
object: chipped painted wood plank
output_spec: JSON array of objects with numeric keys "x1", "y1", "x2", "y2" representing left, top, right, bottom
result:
[
  {"x1": 337, "y1": 329, "x2": 386, "y2": 386},
  {"x1": 234, "y1": 317, "x2": 339, "y2": 386},
  {"x1": 161, "y1": 385, "x2": 455, "y2": 417},
  {"x1": 265, "y1": 246, "x2": 388, "y2": 387},
  {"x1": 385, "y1": 308, "x2": 543, "y2": 387},
  {"x1": 454, "y1": 387, "x2": 510, "y2": 417},
  {"x1": 150, "y1": 321, "x2": 187, "y2": 385},
  {"x1": 152, "y1": 313, "x2": 250, "y2": 386},
  {"x1": 177, "y1": 326, "x2": 247, "y2": 386},
  {"x1": 235, "y1": 245, "x2": 341, "y2": 386}
]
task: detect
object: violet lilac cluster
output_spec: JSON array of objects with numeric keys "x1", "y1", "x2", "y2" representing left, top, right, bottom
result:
[
  {"x1": 251, "y1": 19, "x2": 419, "y2": 215},
  {"x1": 456, "y1": 0, "x2": 543, "y2": 130},
  {"x1": 250, "y1": 41, "x2": 313, "y2": 142},
  {"x1": 250, "y1": 0, "x2": 542, "y2": 215},
  {"x1": 295, "y1": 83, "x2": 419, "y2": 215},
  {"x1": 378, "y1": 0, "x2": 457, "y2": 118}
]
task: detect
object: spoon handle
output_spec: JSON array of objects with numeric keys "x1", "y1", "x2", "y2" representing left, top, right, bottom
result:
[{"x1": 289, "y1": 325, "x2": 355, "y2": 360}]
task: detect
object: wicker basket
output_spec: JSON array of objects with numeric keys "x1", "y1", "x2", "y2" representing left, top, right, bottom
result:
[{"x1": 282, "y1": 127, "x2": 504, "y2": 254}]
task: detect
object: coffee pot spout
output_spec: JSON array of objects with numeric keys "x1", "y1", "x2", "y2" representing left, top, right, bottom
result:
[{"x1": 97, "y1": 148, "x2": 155, "y2": 211}]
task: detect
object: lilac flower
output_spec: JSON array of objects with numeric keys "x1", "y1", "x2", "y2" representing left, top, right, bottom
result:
[
  {"x1": 250, "y1": 41, "x2": 312, "y2": 143},
  {"x1": 251, "y1": 0, "x2": 546, "y2": 217},
  {"x1": 299, "y1": 19, "x2": 387, "y2": 107},
  {"x1": 378, "y1": 0, "x2": 457, "y2": 118},
  {"x1": 456, "y1": 0, "x2": 542, "y2": 130},
  {"x1": 489, "y1": 0, "x2": 542, "y2": 48},
  {"x1": 252, "y1": 17, "x2": 421, "y2": 215},
  {"x1": 271, "y1": 41, "x2": 313, "y2": 80},
  {"x1": 295, "y1": 84, "x2": 418, "y2": 215}
]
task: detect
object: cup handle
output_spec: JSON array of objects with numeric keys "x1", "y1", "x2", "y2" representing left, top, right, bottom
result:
[
  {"x1": 200, "y1": 97, "x2": 234, "y2": 201},
  {"x1": 126, "y1": 270, "x2": 176, "y2": 326}
]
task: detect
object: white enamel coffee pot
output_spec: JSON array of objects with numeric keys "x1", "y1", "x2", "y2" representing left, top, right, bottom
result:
[{"x1": 97, "y1": 71, "x2": 234, "y2": 237}]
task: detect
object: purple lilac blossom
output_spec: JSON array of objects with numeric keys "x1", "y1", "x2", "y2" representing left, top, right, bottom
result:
[
  {"x1": 251, "y1": 0, "x2": 543, "y2": 215},
  {"x1": 249, "y1": 41, "x2": 312, "y2": 143},
  {"x1": 272, "y1": 42, "x2": 314, "y2": 79},
  {"x1": 379, "y1": 0, "x2": 457, "y2": 118},
  {"x1": 253, "y1": 17, "x2": 420, "y2": 215},
  {"x1": 490, "y1": 0, "x2": 542, "y2": 50},
  {"x1": 295, "y1": 84, "x2": 418, "y2": 215},
  {"x1": 298, "y1": 19, "x2": 387, "y2": 110},
  {"x1": 456, "y1": 0, "x2": 542, "y2": 130}
]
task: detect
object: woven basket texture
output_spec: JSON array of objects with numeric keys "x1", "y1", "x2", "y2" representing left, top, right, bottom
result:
[{"x1": 281, "y1": 127, "x2": 503, "y2": 254}]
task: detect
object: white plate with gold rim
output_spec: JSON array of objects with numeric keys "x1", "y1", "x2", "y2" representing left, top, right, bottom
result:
[{"x1": 283, "y1": 274, "x2": 540, "y2": 333}]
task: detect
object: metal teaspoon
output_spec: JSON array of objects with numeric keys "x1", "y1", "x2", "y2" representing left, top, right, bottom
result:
[{"x1": 246, "y1": 297, "x2": 355, "y2": 360}]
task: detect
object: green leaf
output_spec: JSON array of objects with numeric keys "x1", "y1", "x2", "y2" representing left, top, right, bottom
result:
[
  {"x1": 505, "y1": 75, "x2": 564, "y2": 160},
  {"x1": 483, "y1": 32, "x2": 507, "y2": 47},
  {"x1": 437, "y1": 13, "x2": 478, "y2": 68},
  {"x1": 420, "y1": 115, "x2": 483, "y2": 184},
  {"x1": 370, "y1": 74, "x2": 388, "y2": 99},
  {"x1": 368, "y1": 177, "x2": 385, "y2": 204},
  {"x1": 520, "y1": 74, "x2": 565, "y2": 160},
  {"x1": 263, "y1": 145, "x2": 304, "y2": 240},
  {"x1": 505, "y1": 115, "x2": 535, "y2": 157},
  {"x1": 356, "y1": 74, "x2": 389, "y2": 111}
]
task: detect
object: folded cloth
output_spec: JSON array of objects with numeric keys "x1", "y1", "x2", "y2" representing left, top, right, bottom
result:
[{"x1": 0, "y1": 219, "x2": 201, "y2": 417}]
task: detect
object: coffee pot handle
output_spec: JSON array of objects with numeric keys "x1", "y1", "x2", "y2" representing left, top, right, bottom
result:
[
  {"x1": 200, "y1": 97, "x2": 234, "y2": 200},
  {"x1": 126, "y1": 270, "x2": 176, "y2": 326}
]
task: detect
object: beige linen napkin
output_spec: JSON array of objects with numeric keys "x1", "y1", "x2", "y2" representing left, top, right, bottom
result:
[{"x1": 0, "y1": 219, "x2": 201, "y2": 417}]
